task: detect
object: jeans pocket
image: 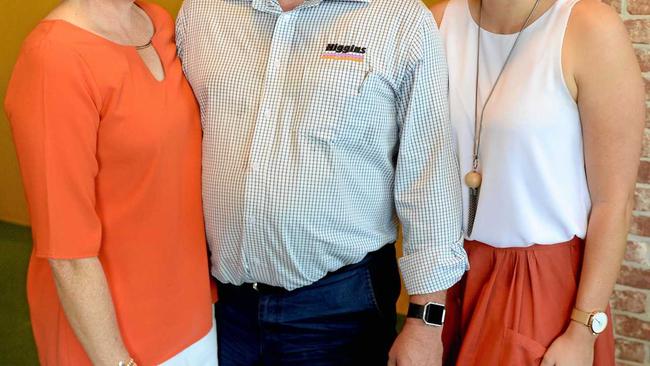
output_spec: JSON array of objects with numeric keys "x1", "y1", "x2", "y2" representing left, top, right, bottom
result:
[
  {"x1": 364, "y1": 267, "x2": 384, "y2": 316},
  {"x1": 499, "y1": 329, "x2": 547, "y2": 366},
  {"x1": 364, "y1": 249, "x2": 401, "y2": 320}
]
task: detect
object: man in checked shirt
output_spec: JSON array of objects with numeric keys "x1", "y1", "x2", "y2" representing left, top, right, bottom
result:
[{"x1": 176, "y1": 0, "x2": 468, "y2": 364}]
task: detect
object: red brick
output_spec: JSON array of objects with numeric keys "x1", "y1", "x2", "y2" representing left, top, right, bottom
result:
[
  {"x1": 618, "y1": 264, "x2": 650, "y2": 289},
  {"x1": 630, "y1": 215, "x2": 650, "y2": 237},
  {"x1": 645, "y1": 76, "x2": 650, "y2": 100},
  {"x1": 644, "y1": 130, "x2": 650, "y2": 158},
  {"x1": 625, "y1": 241, "x2": 649, "y2": 265},
  {"x1": 615, "y1": 338, "x2": 646, "y2": 363},
  {"x1": 636, "y1": 48, "x2": 650, "y2": 72},
  {"x1": 638, "y1": 160, "x2": 650, "y2": 183},
  {"x1": 627, "y1": 20, "x2": 650, "y2": 44},
  {"x1": 604, "y1": 0, "x2": 622, "y2": 12},
  {"x1": 611, "y1": 288, "x2": 647, "y2": 313},
  {"x1": 607, "y1": 0, "x2": 623, "y2": 12},
  {"x1": 614, "y1": 314, "x2": 650, "y2": 340},
  {"x1": 629, "y1": 0, "x2": 650, "y2": 14}
]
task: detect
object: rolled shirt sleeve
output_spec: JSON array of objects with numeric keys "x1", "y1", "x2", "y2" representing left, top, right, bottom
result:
[
  {"x1": 5, "y1": 40, "x2": 102, "y2": 259},
  {"x1": 394, "y1": 12, "x2": 469, "y2": 295}
]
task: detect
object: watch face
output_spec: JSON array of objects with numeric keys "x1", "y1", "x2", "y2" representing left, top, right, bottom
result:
[
  {"x1": 590, "y1": 312, "x2": 608, "y2": 334},
  {"x1": 424, "y1": 303, "x2": 445, "y2": 326}
]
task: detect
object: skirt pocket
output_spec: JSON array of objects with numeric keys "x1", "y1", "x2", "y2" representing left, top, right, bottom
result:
[{"x1": 499, "y1": 329, "x2": 547, "y2": 366}]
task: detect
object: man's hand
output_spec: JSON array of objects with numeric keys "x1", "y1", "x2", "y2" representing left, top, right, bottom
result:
[
  {"x1": 541, "y1": 322, "x2": 596, "y2": 366},
  {"x1": 388, "y1": 292, "x2": 446, "y2": 366},
  {"x1": 388, "y1": 318, "x2": 443, "y2": 366}
]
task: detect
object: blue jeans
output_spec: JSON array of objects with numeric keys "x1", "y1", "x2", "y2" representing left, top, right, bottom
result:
[{"x1": 215, "y1": 244, "x2": 401, "y2": 366}]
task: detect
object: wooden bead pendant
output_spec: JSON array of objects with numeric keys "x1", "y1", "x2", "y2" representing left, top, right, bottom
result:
[{"x1": 465, "y1": 171, "x2": 482, "y2": 189}]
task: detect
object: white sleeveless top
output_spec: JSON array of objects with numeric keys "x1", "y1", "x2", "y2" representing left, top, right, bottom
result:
[{"x1": 440, "y1": 0, "x2": 589, "y2": 248}]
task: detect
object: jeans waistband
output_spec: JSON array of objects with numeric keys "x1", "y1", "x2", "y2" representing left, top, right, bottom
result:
[{"x1": 220, "y1": 243, "x2": 396, "y2": 295}]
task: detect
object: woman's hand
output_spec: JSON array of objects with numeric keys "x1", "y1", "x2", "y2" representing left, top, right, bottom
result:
[{"x1": 541, "y1": 322, "x2": 596, "y2": 366}]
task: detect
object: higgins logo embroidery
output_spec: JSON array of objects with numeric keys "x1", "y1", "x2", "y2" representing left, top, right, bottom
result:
[{"x1": 320, "y1": 43, "x2": 367, "y2": 63}]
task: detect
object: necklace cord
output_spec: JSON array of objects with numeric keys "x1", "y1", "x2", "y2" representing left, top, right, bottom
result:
[
  {"x1": 135, "y1": 39, "x2": 153, "y2": 50},
  {"x1": 472, "y1": 0, "x2": 543, "y2": 169}
]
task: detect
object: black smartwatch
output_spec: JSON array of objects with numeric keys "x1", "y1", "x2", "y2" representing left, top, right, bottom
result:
[{"x1": 407, "y1": 302, "x2": 445, "y2": 327}]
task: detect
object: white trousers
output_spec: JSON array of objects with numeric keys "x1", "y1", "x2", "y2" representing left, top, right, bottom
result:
[{"x1": 159, "y1": 319, "x2": 218, "y2": 366}]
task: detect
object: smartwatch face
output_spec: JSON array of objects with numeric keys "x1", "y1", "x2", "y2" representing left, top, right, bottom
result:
[
  {"x1": 424, "y1": 303, "x2": 445, "y2": 326},
  {"x1": 591, "y1": 312, "x2": 608, "y2": 334}
]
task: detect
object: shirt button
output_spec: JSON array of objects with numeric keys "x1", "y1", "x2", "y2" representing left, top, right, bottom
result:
[
  {"x1": 250, "y1": 161, "x2": 260, "y2": 172},
  {"x1": 247, "y1": 215, "x2": 255, "y2": 225},
  {"x1": 279, "y1": 14, "x2": 293, "y2": 24},
  {"x1": 263, "y1": 108, "x2": 272, "y2": 119}
]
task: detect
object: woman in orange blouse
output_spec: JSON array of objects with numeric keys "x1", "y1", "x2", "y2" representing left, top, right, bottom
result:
[{"x1": 5, "y1": 1, "x2": 216, "y2": 365}]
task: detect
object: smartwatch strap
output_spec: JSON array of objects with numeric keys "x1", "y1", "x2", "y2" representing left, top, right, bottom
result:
[{"x1": 407, "y1": 302, "x2": 445, "y2": 326}]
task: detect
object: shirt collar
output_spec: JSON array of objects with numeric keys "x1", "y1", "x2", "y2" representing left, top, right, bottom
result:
[{"x1": 250, "y1": 0, "x2": 370, "y2": 14}]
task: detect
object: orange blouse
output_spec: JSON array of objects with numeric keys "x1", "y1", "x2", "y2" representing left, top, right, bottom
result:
[{"x1": 5, "y1": 2, "x2": 214, "y2": 365}]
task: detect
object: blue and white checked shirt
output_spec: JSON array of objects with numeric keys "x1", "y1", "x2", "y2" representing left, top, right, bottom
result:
[{"x1": 176, "y1": 0, "x2": 468, "y2": 294}]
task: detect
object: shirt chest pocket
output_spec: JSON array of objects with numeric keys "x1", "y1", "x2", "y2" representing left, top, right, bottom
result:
[{"x1": 298, "y1": 59, "x2": 370, "y2": 144}]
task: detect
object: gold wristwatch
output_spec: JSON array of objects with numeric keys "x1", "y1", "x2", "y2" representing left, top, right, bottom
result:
[{"x1": 571, "y1": 308, "x2": 608, "y2": 335}]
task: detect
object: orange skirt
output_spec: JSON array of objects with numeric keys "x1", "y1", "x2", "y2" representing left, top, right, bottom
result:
[{"x1": 442, "y1": 237, "x2": 615, "y2": 366}]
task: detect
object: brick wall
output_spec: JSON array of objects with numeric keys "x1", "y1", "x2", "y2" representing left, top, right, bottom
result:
[{"x1": 611, "y1": 0, "x2": 650, "y2": 363}]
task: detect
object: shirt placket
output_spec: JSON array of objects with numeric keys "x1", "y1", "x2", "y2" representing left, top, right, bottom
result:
[{"x1": 241, "y1": 12, "x2": 297, "y2": 282}]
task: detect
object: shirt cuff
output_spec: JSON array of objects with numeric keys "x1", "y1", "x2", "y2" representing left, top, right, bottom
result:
[{"x1": 398, "y1": 238, "x2": 469, "y2": 295}]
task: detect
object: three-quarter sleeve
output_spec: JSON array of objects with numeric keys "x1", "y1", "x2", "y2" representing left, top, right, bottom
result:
[
  {"x1": 5, "y1": 40, "x2": 103, "y2": 259},
  {"x1": 394, "y1": 12, "x2": 469, "y2": 295}
]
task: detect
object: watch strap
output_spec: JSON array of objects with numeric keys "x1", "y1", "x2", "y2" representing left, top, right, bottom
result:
[
  {"x1": 407, "y1": 303, "x2": 425, "y2": 319},
  {"x1": 571, "y1": 308, "x2": 592, "y2": 326},
  {"x1": 407, "y1": 302, "x2": 445, "y2": 326}
]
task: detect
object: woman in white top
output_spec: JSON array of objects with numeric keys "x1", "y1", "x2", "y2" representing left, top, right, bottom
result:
[{"x1": 431, "y1": 0, "x2": 644, "y2": 364}]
